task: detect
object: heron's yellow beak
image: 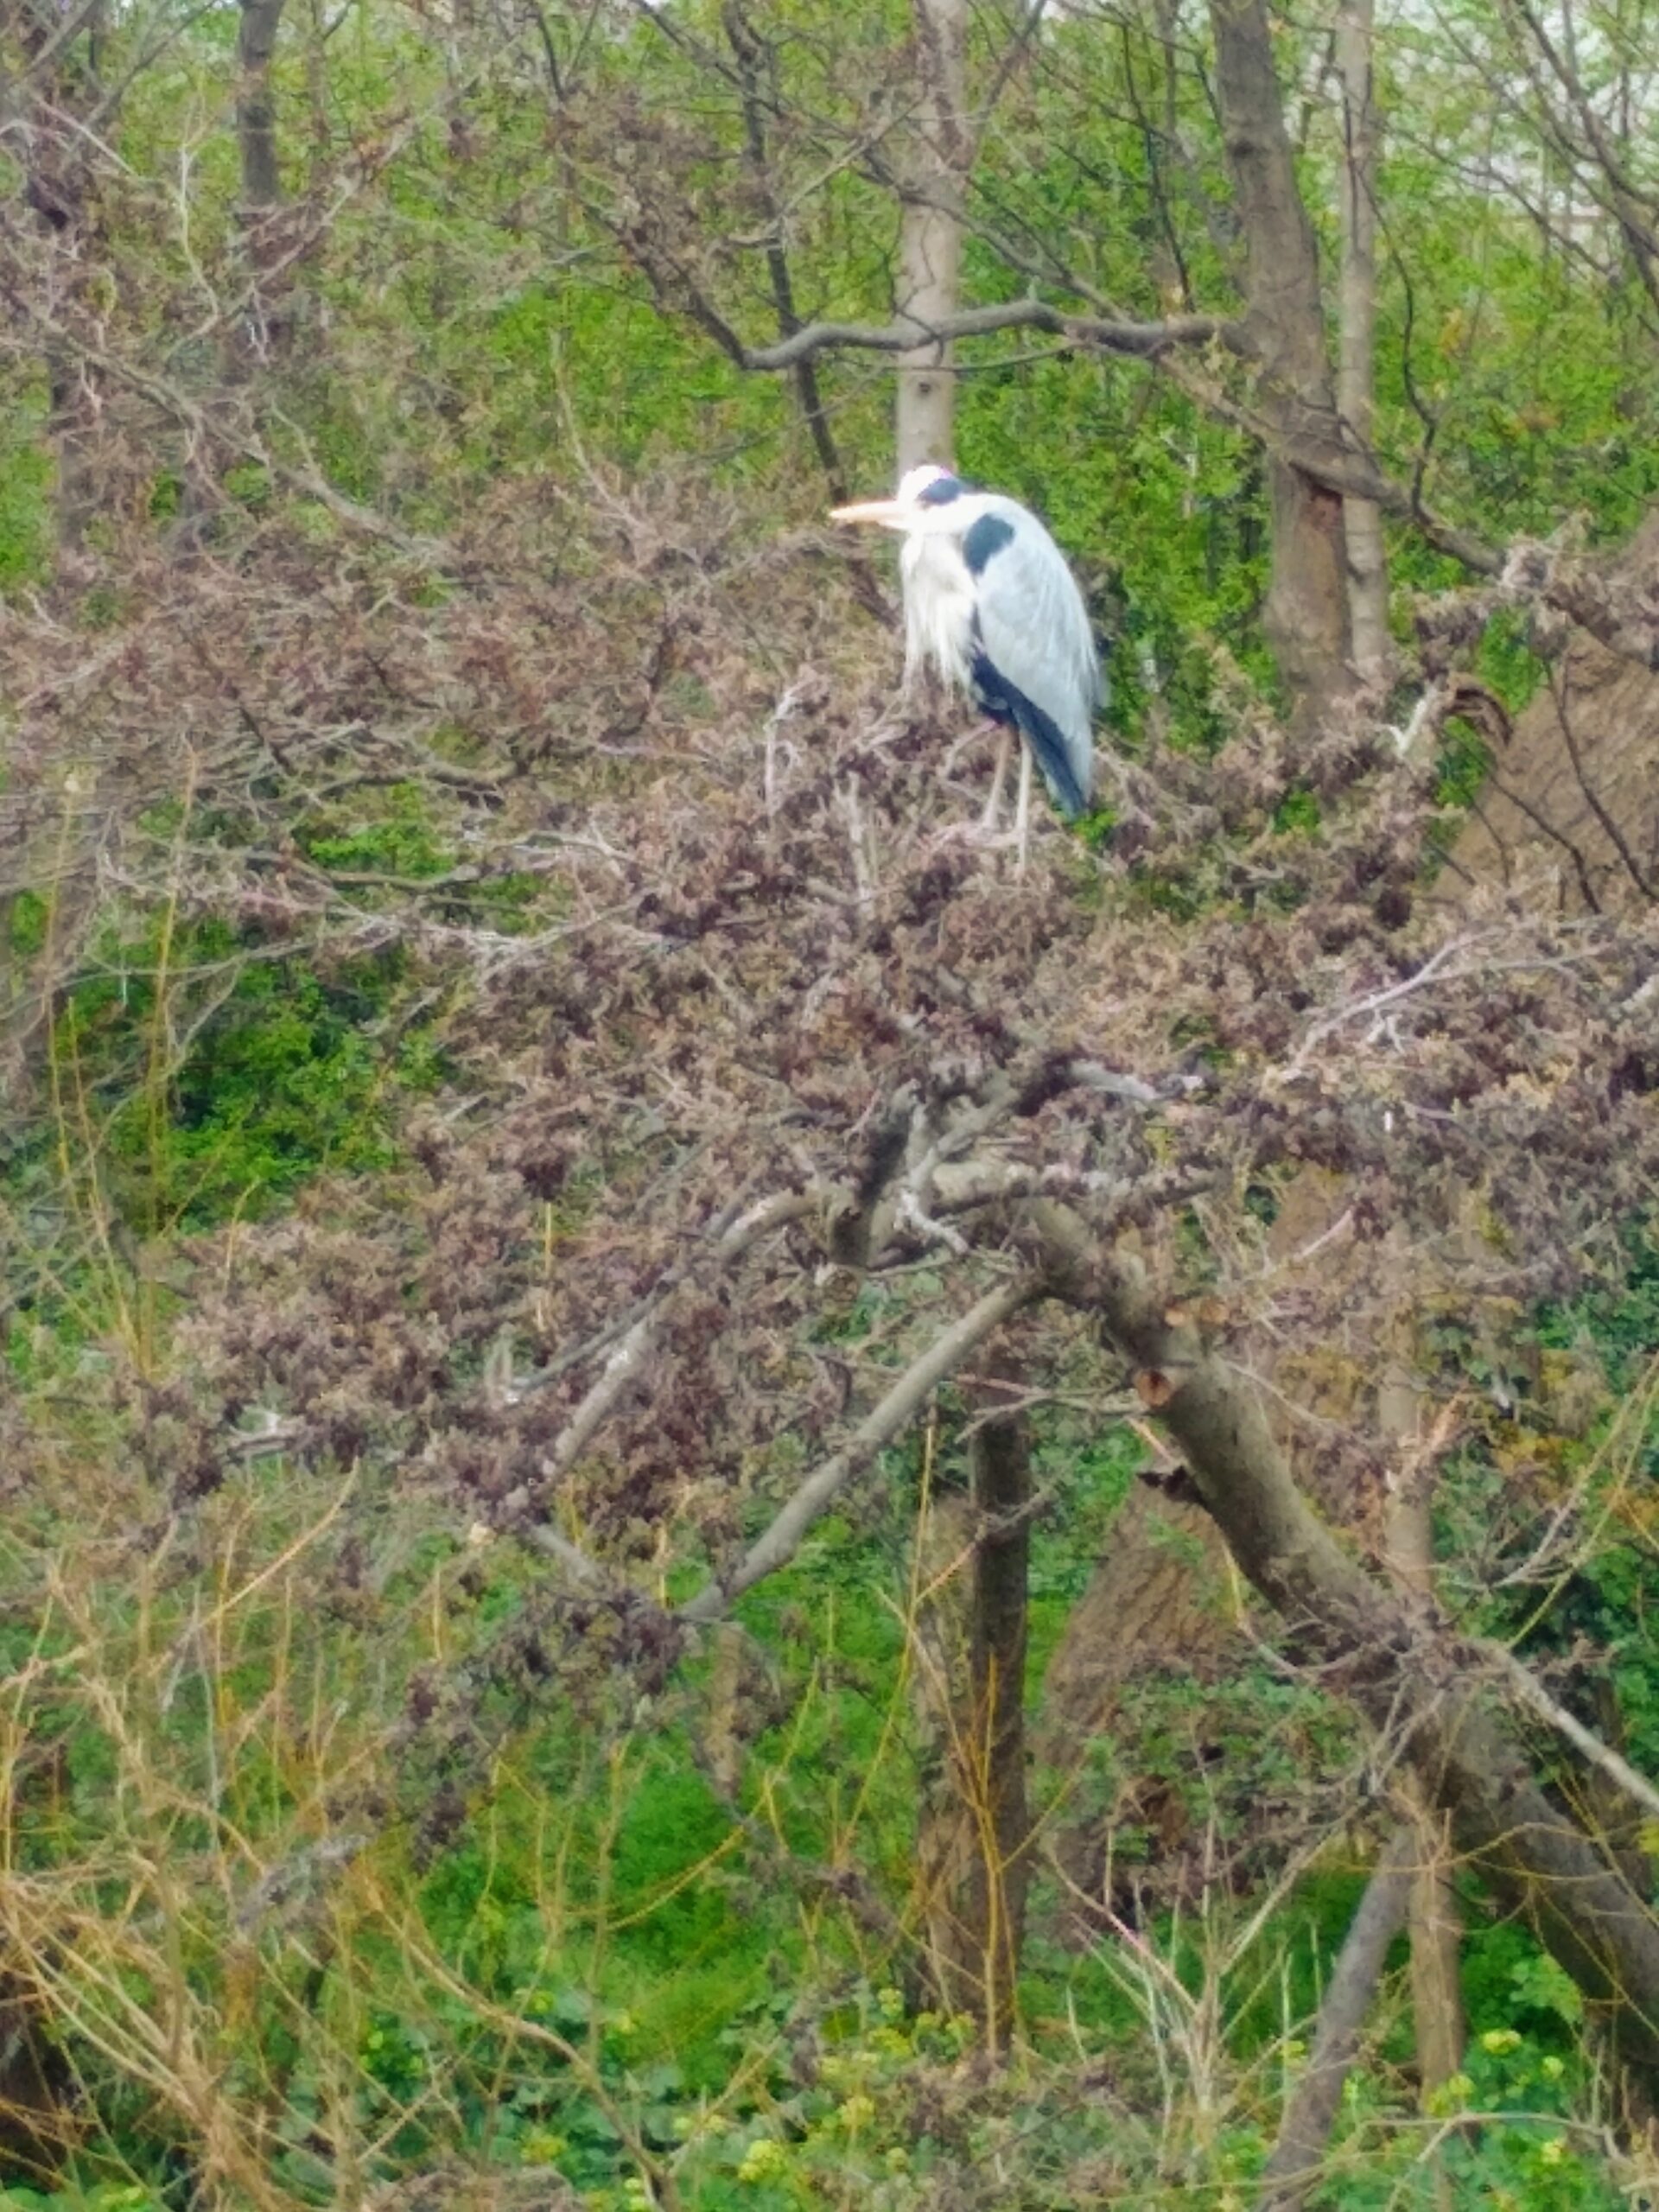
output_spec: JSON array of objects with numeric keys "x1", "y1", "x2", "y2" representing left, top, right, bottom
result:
[{"x1": 829, "y1": 497, "x2": 912, "y2": 530}]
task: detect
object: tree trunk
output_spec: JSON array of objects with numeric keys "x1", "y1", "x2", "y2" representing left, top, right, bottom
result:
[
  {"x1": 236, "y1": 0, "x2": 289, "y2": 359},
  {"x1": 1208, "y1": 0, "x2": 1353, "y2": 725},
  {"x1": 915, "y1": 1372, "x2": 1033, "y2": 2051},
  {"x1": 15, "y1": 0, "x2": 105, "y2": 548},
  {"x1": 702, "y1": 1621, "x2": 747, "y2": 1801},
  {"x1": 1335, "y1": 0, "x2": 1390, "y2": 685},
  {"x1": 895, "y1": 0, "x2": 969, "y2": 476},
  {"x1": 1379, "y1": 1359, "x2": 1466, "y2": 2121},
  {"x1": 44, "y1": 349, "x2": 97, "y2": 550},
  {"x1": 238, "y1": 0, "x2": 283, "y2": 209},
  {"x1": 961, "y1": 1384, "x2": 1033, "y2": 2052}
]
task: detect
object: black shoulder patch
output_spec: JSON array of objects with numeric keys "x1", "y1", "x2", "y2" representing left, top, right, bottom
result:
[
  {"x1": 916, "y1": 473, "x2": 964, "y2": 506},
  {"x1": 963, "y1": 513, "x2": 1015, "y2": 575}
]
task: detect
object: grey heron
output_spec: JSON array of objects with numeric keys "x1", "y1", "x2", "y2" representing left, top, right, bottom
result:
[{"x1": 831, "y1": 464, "x2": 1102, "y2": 868}]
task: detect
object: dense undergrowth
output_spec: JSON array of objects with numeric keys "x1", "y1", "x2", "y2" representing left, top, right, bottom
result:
[{"x1": 0, "y1": 1368, "x2": 1643, "y2": 2212}]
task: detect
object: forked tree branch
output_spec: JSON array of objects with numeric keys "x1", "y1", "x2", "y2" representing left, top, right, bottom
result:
[
  {"x1": 678, "y1": 1268, "x2": 1042, "y2": 1620},
  {"x1": 470, "y1": 1139, "x2": 1659, "y2": 2075}
]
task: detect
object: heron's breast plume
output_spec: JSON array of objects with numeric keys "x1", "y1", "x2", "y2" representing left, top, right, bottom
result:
[{"x1": 899, "y1": 533, "x2": 976, "y2": 696}]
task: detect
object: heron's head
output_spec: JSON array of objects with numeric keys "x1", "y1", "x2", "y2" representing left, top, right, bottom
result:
[{"x1": 830, "y1": 465, "x2": 980, "y2": 537}]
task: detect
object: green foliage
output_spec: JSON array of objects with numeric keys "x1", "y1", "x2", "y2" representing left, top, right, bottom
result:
[
  {"x1": 8, "y1": 889, "x2": 51, "y2": 956},
  {"x1": 1428, "y1": 1229, "x2": 1659, "y2": 1770},
  {"x1": 49, "y1": 920, "x2": 429, "y2": 1228},
  {"x1": 0, "y1": 410, "x2": 52, "y2": 589},
  {"x1": 301, "y1": 781, "x2": 454, "y2": 881},
  {"x1": 1027, "y1": 1419, "x2": 1141, "y2": 1626},
  {"x1": 1, "y1": 903, "x2": 443, "y2": 1240},
  {"x1": 1273, "y1": 787, "x2": 1321, "y2": 837},
  {"x1": 1538, "y1": 1225, "x2": 1659, "y2": 1391},
  {"x1": 1320, "y1": 2024, "x2": 1622, "y2": 2212}
]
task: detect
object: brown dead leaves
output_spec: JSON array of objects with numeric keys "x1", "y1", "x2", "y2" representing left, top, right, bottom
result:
[{"x1": 6, "y1": 477, "x2": 1656, "y2": 1637}]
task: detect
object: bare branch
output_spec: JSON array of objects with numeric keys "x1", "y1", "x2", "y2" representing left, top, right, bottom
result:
[
  {"x1": 1489, "y1": 1642, "x2": 1659, "y2": 1829},
  {"x1": 739, "y1": 287, "x2": 1659, "y2": 666},
  {"x1": 736, "y1": 300, "x2": 1234, "y2": 372},
  {"x1": 540, "y1": 1310, "x2": 658, "y2": 1483},
  {"x1": 1255, "y1": 1824, "x2": 1418, "y2": 2212},
  {"x1": 678, "y1": 1270, "x2": 1042, "y2": 1620}
]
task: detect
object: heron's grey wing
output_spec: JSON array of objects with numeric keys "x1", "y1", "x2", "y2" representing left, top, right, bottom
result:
[{"x1": 969, "y1": 505, "x2": 1099, "y2": 817}]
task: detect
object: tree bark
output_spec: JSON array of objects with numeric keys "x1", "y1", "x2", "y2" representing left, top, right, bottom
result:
[
  {"x1": 1207, "y1": 0, "x2": 1354, "y2": 724},
  {"x1": 238, "y1": 0, "x2": 283, "y2": 209},
  {"x1": 1380, "y1": 1357, "x2": 1466, "y2": 2132},
  {"x1": 961, "y1": 1380, "x2": 1033, "y2": 2052},
  {"x1": 895, "y1": 0, "x2": 969, "y2": 476},
  {"x1": 236, "y1": 0, "x2": 289, "y2": 358},
  {"x1": 1335, "y1": 0, "x2": 1390, "y2": 684},
  {"x1": 1028, "y1": 1200, "x2": 1659, "y2": 2101},
  {"x1": 915, "y1": 1483, "x2": 978, "y2": 2019},
  {"x1": 13, "y1": 0, "x2": 105, "y2": 546},
  {"x1": 916, "y1": 1367, "x2": 1033, "y2": 2052}
]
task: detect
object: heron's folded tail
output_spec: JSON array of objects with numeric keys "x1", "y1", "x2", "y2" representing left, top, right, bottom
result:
[
  {"x1": 971, "y1": 655, "x2": 1091, "y2": 819},
  {"x1": 1013, "y1": 696, "x2": 1090, "y2": 820}
]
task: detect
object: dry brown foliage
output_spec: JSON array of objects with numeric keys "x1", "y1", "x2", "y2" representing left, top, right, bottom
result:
[{"x1": 6, "y1": 478, "x2": 1656, "y2": 1574}]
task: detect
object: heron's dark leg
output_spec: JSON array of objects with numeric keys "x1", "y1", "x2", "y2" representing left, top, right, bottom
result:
[{"x1": 980, "y1": 729, "x2": 1014, "y2": 828}]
